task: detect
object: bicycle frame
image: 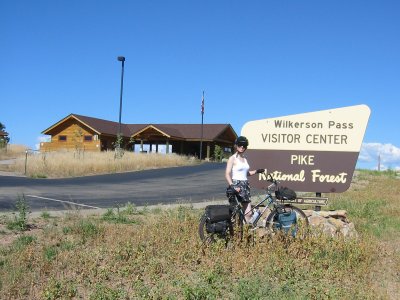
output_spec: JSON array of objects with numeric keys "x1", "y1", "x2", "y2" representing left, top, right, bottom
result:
[
  {"x1": 200, "y1": 174, "x2": 309, "y2": 243},
  {"x1": 232, "y1": 181, "x2": 278, "y2": 227}
]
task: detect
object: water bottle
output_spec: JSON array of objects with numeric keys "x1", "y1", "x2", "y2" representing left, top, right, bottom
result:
[{"x1": 250, "y1": 208, "x2": 260, "y2": 225}]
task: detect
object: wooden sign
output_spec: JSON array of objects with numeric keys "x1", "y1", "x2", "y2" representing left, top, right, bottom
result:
[{"x1": 242, "y1": 105, "x2": 371, "y2": 193}]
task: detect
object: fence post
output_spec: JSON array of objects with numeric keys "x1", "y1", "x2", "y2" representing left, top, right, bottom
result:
[
  {"x1": 315, "y1": 192, "x2": 322, "y2": 211},
  {"x1": 24, "y1": 150, "x2": 28, "y2": 175}
]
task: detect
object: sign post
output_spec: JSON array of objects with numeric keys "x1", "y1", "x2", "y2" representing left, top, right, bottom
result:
[{"x1": 242, "y1": 105, "x2": 371, "y2": 193}]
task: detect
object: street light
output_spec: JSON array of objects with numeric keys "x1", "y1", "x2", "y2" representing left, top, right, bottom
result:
[{"x1": 117, "y1": 56, "x2": 125, "y2": 148}]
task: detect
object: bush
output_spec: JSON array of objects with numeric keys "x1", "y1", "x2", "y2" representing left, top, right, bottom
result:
[{"x1": 7, "y1": 195, "x2": 30, "y2": 231}]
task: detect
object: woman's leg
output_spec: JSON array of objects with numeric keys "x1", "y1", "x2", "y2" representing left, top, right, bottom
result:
[{"x1": 242, "y1": 202, "x2": 252, "y2": 223}]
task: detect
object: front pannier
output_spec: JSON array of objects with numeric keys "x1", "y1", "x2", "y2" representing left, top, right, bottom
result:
[
  {"x1": 273, "y1": 207, "x2": 297, "y2": 236},
  {"x1": 275, "y1": 187, "x2": 297, "y2": 200}
]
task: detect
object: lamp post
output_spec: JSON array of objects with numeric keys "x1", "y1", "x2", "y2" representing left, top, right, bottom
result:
[{"x1": 117, "y1": 56, "x2": 125, "y2": 150}]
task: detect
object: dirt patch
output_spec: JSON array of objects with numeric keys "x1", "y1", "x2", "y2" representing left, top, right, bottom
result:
[{"x1": 0, "y1": 221, "x2": 45, "y2": 247}]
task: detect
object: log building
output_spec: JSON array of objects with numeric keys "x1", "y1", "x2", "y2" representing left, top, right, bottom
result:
[{"x1": 40, "y1": 114, "x2": 238, "y2": 160}]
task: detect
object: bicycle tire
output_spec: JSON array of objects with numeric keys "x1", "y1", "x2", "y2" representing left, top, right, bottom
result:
[{"x1": 265, "y1": 205, "x2": 309, "y2": 238}]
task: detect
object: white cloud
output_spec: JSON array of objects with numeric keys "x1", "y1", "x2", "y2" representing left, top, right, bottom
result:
[
  {"x1": 35, "y1": 135, "x2": 51, "y2": 150},
  {"x1": 358, "y1": 143, "x2": 400, "y2": 170}
]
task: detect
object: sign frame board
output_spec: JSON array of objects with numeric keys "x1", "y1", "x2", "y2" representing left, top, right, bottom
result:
[{"x1": 241, "y1": 105, "x2": 371, "y2": 193}]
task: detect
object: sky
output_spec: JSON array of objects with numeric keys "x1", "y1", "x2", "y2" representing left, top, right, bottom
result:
[{"x1": 1, "y1": 0, "x2": 399, "y2": 170}]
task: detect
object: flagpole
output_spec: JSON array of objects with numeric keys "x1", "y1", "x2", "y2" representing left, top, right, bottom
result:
[{"x1": 200, "y1": 91, "x2": 204, "y2": 160}]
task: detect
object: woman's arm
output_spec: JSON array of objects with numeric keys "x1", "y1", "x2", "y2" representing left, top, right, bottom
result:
[
  {"x1": 225, "y1": 156, "x2": 234, "y2": 186},
  {"x1": 248, "y1": 168, "x2": 265, "y2": 176}
]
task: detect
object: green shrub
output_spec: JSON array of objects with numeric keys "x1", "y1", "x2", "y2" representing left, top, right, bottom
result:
[
  {"x1": 12, "y1": 235, "x2": 36, "y2": 251},
  {"x1": 71, "y1": 219, "x2": 103, "y2": 243},
  {"x1": 7, "y1": 195, "x2": 30, "y2": 231},
  {"x1": 43, "y1": 246, "x2": 58, "y2": 261},
  {"x1": 101, "y1": 208, "x2": 137, "y2": 224},
  {"x1": 41, "y1": 211, "x2": 51, "y2": 219},
  {"x1": 213, "y1": 145, "x2": 224, "y2": 162}
]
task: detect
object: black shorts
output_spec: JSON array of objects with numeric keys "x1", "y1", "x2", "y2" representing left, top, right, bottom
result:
[{"x1": 232, "y1": 180, "x2": 251, "y2": 203}]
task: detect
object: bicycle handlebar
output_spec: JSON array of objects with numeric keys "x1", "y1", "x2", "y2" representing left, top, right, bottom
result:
[
  {"x1": 266, "y1": 173, "x2": 279, "y2": 184},
  {"x1": 266, "y1": 173, "x2": 280, "y2": 192}
]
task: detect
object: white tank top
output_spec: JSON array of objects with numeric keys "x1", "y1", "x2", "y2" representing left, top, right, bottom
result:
[{"x1": 232, "y1": 155, "x2": 250, "y2": 181}]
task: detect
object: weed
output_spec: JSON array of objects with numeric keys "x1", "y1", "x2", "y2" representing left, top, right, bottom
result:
[
  {"x1": 62, "y1": 226, "x2": 72, "y2": 234},
  {"x1": 43, "y1": 246, "x2": 58, "y2": 261},
  {"x1": 12, "y1": 235, "x2": 36, "y2": 251},
  {"x1": 30, "y1": 173, "x2": 47, "y2": 178},
  {"x1": 41, "y1": 211, "x2": 51, "y2": 219},
  {"x1": 59, "y1": 241, "x2": 75, "y2": 251},
  {"x1": 89, "y1": 283, "x2": 127, "y2": 300},
  {"x1": 43, "y1": 277, "x2": 77, "y2": 300},
  {"x1": 101, "y1": 208, "x2": 137, "y2": 224},
  {"x1": 123, "y1": 201, "x2": 139, "y2": 215},
  {"x1": 71, "y1": 219, "x2": 103, "y2": 243},
  {"x1": 6, "y1": 195, "x2": 30, "y2": 231}
]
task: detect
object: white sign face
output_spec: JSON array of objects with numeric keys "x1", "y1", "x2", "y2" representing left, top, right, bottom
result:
[
  {"x1": 241, "y1": 105, "x2": 371, "y2": 193},
  {"x1": 242, "y1": 105, "x2": 370, "y2": 152}
]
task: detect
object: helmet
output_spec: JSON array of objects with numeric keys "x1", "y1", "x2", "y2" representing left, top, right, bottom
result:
[{"x1": 235, "y1": 136, "x2": 249, "y2": 147}]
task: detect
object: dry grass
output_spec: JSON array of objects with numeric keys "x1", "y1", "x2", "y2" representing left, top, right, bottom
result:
[
  {"x1": 0, "y1": 144, "x2": 28, "y2": 160},
  {"x1": 5, "y1": 150, "x2": 198, "y2": 178},
  {"x1": 329, "y1": 170, "x2": 400, "y2": 299},
  {"x1": 0, "y1": 207, "x2": 378, "y2": 299},
  {"x1": 329, "y1": 170, "x2": 400, "y2": 239},
  {"x1": 0, "y1": 171, "x2": 398, "y2": 299}
]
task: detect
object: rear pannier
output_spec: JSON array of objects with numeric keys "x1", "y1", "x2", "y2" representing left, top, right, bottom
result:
[{"x1": 205, "y1": 205, "x2": 232, "y2": 222}]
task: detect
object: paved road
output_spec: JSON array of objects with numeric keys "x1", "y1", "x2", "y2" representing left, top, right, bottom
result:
[{"x1": 0, "y1": 163, "x2": 230, "y2": 212}]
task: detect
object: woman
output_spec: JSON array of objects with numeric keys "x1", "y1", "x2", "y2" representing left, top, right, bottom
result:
[{"x1": 225, "y1": 136, "x2": 265, "y2": 223}]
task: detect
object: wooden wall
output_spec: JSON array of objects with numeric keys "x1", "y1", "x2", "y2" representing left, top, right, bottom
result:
[{"x1": 41, "y1": 119, "x2": 101, "y2": 152}]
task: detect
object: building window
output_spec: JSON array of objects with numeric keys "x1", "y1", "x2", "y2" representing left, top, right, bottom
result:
[
  {"x1": 84, "y1": 135, "x2": 93, "y2": 142},
  {"x1": 59, "y1": 135, "x2": 67, "y2": 142}
]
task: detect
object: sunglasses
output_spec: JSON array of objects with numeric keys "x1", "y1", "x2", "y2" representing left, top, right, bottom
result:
[{"x1": 237, "y1": 144, "x2": 247, "y2": 148}]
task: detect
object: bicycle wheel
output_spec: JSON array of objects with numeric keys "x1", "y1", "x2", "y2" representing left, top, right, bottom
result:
[
  {"x1": 265, "y1": 205, "x2": 309, "y2": 238},
  {"x1": 198, "y1": 213, "x2": 233, "y2": 244}
]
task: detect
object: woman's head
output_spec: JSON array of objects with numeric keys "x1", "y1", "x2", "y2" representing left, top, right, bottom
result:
[{"x1": 235, "y1": 136, "x2": 249, "y2": 151}]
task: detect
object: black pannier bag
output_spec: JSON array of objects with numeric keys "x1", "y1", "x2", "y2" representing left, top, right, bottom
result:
[
  {"x1": 204, "y1": 205, "x2": 232, "y2": 234},
  {"x1": 206, "y1": 220, "x2": 229, "y2": 234},
  {"x1": 275, "y1": 187, "x2": 297, "y2": 200},
  {"x1": 205, "y1": 205, "x2": 231, "y2": 222}
]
